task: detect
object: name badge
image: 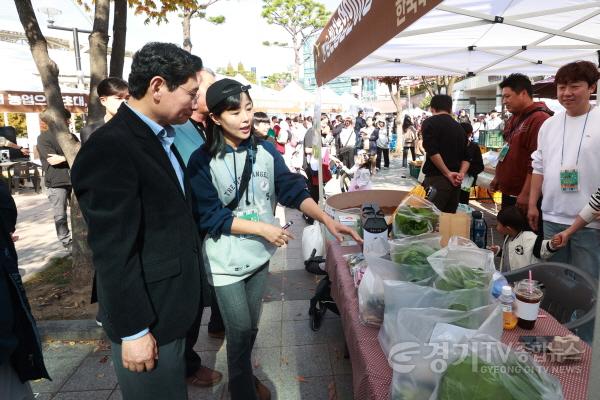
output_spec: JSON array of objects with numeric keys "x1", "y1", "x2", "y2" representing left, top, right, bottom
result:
[
  {"x1": 235, "y1": 208, "x2": 259, "y2": 222},
  {"x1": 560, "y1": 168, "x2": 579, "y2": 192},
  {"x1": 497, "y1": 143, "x2": 509, "y2": 162}
]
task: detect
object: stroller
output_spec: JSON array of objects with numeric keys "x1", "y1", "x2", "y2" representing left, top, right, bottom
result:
[{"x1": 305, "y1": 249, "x2": 339, "y2": 331}]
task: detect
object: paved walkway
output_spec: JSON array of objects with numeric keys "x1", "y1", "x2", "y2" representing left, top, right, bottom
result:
[{"x1": 14, "y1": 189, "x2": 70, "y2": 280}]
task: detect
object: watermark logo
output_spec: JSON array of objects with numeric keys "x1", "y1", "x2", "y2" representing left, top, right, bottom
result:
[{"x1": 387, "y1": 340, "x2": 574, "y2": 375}]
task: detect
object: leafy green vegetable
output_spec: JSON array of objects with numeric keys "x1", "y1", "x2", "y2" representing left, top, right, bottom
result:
[
  {"x1": 434, "y1": 264, "x2": 491, "y2": 291},
  {"x1": 391, "y1": 243, "x2": 439, "y2": 282},
  {"x1": 438, "y1": 354, "x2": 562, "y2": 400},
  {"x1": 393, "y1": 206, "x2": 439, "y2": 236}
]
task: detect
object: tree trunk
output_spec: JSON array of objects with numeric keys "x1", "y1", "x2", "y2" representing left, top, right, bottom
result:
[
  {"x1": 16, "y1": 0, "x2": 93, "y2": 295},
  {"x1": 109, "y1": 0, "x2": 127, "y2": 78},
  {"x1": 87, "y1": 0, "x2": 110, "y2": 126},
  {"x1": 182, "y1": 9, "x2": 192, "y2": 52},
  {"x1": 70, "y1": 195, "x2": 94, "y2": 288},
  {"x1": 292, "y1": 36, "x2": 301, "y2": 82},
  {"x1": 14, "y1": 0, "x2": 80, "y2": 166},
  {"x1": 446, "y1": 76, "x2": 456, "y2": 96}
]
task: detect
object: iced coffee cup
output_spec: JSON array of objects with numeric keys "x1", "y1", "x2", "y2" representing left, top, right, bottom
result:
[{"x1": 514, "y1": 279, "x2": 543, "y2": 329}]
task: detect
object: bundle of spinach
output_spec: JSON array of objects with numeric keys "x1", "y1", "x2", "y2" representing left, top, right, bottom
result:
[
  {"x1": 434, "y1": 263, "x2": 491, "y2": 291},
  {"x1": 393, "y1": 205, "x2": 439, "y2": 237},
  {"x1": 432, "y1": 263, "x2": 493, "y2": 327},
  {"x1": 391, "y1": 243, "x2": 438, "y2": 282}
]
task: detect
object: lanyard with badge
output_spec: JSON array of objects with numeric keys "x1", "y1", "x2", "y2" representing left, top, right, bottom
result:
[
  {"x1": 224, "y1": 150, "x2": 259, "y2": 239},
  {"x1": 559, "y1": 107, "x2": 591, "y2": 192}
]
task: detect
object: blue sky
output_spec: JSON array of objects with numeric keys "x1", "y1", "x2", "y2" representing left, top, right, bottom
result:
[{"x1": 3, "y1": 0, "x2": 340, "y2": 75}]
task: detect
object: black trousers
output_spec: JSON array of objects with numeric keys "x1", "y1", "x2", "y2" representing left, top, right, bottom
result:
[
  {"x1": 402, "y1": 146, "x2": 416, "y2": 167},
  {"x1": 423, "y1": 175, "x2": 461, "y2": 213},
  {"x1": 376, "y1": 147, "x2": 389, "y2": 169}
]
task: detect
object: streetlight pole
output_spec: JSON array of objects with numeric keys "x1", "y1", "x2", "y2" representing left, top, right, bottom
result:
[{"x1": 47, "y1": 23, "x2": 92, "y2": 89}]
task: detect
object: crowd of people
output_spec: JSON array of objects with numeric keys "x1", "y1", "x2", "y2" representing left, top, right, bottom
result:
[{"x1": 2, "y1": 38, "x2": 600, "y2": 400}]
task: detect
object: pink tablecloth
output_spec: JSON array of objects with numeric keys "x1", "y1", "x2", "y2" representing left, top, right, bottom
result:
[{"x1": 325, "y1": 241, "x2": 592, "y2": 400}]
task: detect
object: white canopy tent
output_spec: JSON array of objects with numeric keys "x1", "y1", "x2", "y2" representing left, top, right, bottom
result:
[
  {"x1": 315, "y1": 1, "x2": 600, "y2": 84},
  {"x1": 312, "y1": 1, "x2": 600, "y2": 395}
]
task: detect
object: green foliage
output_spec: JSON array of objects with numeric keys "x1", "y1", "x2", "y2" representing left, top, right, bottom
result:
[
  {"x1": 262, "y1": 72, "x2": 292, "y2": 90},
  {"x1": 127, "y1": 0, "x2": 224, "y2": 25},
  {"x1": 420, "y1": 95, "x2": 432, "y2": 109},
  {"x1": 0, "y1": 113, "x2": 27, "y2": 138},
  {"x1": 24, "y1": 256, "x2": 73, "y2": 287},
  {"x1": 261, "y1": 0, "x2": 330, "y2": 79},
  {"x1": 217, "y1": 63, "x2": 257, "y2": 83},
  {"x1": 261, "y1": 0, "x2": 330, "y2": 33},
  {"x1": 226, "y1": 62, "x2": 235, "y2": 75}
]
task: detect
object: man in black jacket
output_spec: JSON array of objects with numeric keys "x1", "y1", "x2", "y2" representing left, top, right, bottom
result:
[
  {"x1": 0, "y1": 180, "x2": 49, "y2": 399},
  {"x1": 71, "y1": 42, "x2": 209, "y2": 399},
  {"x1": 37, "y1": 108, "x2": 78, "y2": 250},
  {"x1": 422, "y1": 95, "x2": 470, "y2": 213}
]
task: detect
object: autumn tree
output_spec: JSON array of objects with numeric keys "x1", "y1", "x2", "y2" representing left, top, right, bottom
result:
[
  {"x1": 262, "y1": 72, "x2": 292, "y2": 90},
  {"x1": 130, "y1": 0, "x2": 225, "y2": 52},
  {"x1": 14, "y1": 0, "x2": 91, "y2": 287},
  {"x1": 377, "y1": 76, "x2": 408, "y2": 132},
  {"x1": 421, "y1": 76, "x2": 459, "y2": 97},
  {"x1": 261, "y1": 0, "x2": 329, "y2": 81}
]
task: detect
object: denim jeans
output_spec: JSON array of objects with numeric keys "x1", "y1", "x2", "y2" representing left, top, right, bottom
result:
[
  {"x1": 214, "y1": 263, "x2": 269, "y2": 400},
  {"x1": 543, "y1": 220, "x2": 600, "y2": 342},
  {"x1": 543, "y1": 220, "x2": 600, "y2": 279}
]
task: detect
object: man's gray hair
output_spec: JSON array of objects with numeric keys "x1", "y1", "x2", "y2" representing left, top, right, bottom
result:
[{"x1": 202, "y1": 67, "x2": 216, "y2": 77}]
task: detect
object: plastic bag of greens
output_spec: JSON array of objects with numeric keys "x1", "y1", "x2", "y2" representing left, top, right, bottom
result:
[
  {"x1": 357, "y1": 267, "x2": 385, "y2": 326},
  {"x1": 392, "y1": 195, "x2": 441, "y2": 238},
  {"x1": 433, "y1": 337, "x2": 564, "y2": 400},
  {"x1": 358, "y1": 255, "x2": 435, "y2": 327},
  {"x1": 427, "y1": 237, "x2": 495, "y2": 292},
  {"x1": 389, "y1": 233, "x2": 442, "y2": 280},
  {"x1": 384, "y1": 306, "x2": 502, "y2": 400},
  {"x1": 379, "y1": 303, "x2": 501, "y2": 361},
  {"x1": 381, "y1": 280, "x2": 492, "y2": 336}
]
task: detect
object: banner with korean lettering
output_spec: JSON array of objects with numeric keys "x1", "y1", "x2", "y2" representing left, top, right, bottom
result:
[
  {"x1": 313, "y1": 0, "x2": 443, "y2": 86},
  {"x1": 0, "y1": 91, "x2": 88, "y2": 113}
]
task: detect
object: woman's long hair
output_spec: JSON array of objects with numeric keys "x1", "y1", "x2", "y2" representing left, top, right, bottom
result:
[
  {"x1": 204, "y1": 91, "x2": 254, "y2": 158},
  {"x1": 402, "y1": 115, "x2": 413, "y2": 132}
]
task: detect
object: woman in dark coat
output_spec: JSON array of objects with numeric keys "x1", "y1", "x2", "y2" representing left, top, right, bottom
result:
[{"x1": 0, "y1": 180, "x2": 49, "y2": 399}]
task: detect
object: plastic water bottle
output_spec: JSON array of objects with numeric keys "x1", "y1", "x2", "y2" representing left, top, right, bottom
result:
[
  {"x1": 498, "y1": 285, "x2": 518, "y2": 330},
  {"x1": 491, "y1": 271, "x2": 508, "y2": 298},
  {"x1": 471, "y1": 210, "x2": 487, "y2": 248}
]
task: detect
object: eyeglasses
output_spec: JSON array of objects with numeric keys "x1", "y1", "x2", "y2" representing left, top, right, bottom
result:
[{"x1": 178, "y1": 86, "x2": 200, "y2": 101}]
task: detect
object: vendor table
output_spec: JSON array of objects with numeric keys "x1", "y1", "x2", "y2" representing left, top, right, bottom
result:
[{"x1": 325, "y1": 241, "x2": 592, "y2": 400}]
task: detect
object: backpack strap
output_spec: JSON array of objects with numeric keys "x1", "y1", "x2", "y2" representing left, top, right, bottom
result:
[{"x1": 225, "y1": 136, "x2": 257, "y2": 211}]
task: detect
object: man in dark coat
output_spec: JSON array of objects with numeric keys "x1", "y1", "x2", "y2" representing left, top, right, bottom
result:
[
  {"x1": 71, "y1": 42, "x2": 209, "y2": 399},
  {"x1": 0, "y1": 180, "x2": 49, "y2": 399}
]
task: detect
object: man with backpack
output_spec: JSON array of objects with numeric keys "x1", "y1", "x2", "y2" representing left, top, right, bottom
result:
[{"x1": 490, "y1": 74, "x2": 553, "y2": 213}]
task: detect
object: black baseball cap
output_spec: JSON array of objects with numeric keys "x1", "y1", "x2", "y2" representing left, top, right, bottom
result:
[{"x1": 206, "y1": 78, "x2": 251, "y2": 113}]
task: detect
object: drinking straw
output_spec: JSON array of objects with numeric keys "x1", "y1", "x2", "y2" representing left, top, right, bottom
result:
[{"x1": 528, "y1": 270, "x2": 533, "y2": 294}]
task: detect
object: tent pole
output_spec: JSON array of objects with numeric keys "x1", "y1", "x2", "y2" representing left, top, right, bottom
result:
[{"x1": 314, "y1": 87, "x2": 323, "y2": 207}]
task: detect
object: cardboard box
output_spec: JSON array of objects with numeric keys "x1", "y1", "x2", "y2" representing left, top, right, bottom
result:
[{"x1": 439, "y1": 212, "x2": 471, "y2": 247}]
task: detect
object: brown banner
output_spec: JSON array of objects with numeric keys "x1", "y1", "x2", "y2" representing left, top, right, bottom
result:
[
  {"x1": 314, "y1": 0, "x2": 443, "y2": 86},
  {"x1": 0, "y1": 91, "x2": 88, "y2": 113}
]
